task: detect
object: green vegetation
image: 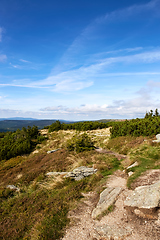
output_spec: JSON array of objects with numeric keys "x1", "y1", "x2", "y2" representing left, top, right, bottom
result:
[
  {"x1": 96, "y1": 204, "x2": 115, "y2": 220},
  {"x1": 0, "y1": 126, "x2": 47, "y2": 161},
  {"x1": 110, "y1": 109, "x2": 160, "y2": 138},
  {"x1": 48, "y1": 120, "x2": 113, "y2": 132},
  {"x1": 127, "y1": 144, "x2": 160, "y2": 188},
  {"x1": 66, "y1": 133, "x2": 95, "y2": 153}
]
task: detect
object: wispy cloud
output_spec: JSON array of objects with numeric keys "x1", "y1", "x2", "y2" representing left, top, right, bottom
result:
[
  {"x1": 19, "y1": 59, "x2": 31, "y2": 63},
  {"x1": 55, "y1": 0, "x2": 160, "y2": 73},
  {"x1": 9, "y1": 63, "x2": 22, "y2": 69},
  {"x1": 96, "y1": 0, "x2": 160, "y2": 25},
  {"x1": 0, "y1": 54, "x2": 7, "y2": 62},
  {"x1": 1, "y1": 48, "x2": 160, "y2": 91}
]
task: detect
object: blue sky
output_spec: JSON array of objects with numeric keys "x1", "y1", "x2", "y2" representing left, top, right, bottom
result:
[{"x1": 0, "y1": 0, "x2": 160, "y2": 120}]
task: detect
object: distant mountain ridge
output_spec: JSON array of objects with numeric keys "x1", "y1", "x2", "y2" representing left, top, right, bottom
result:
[
  {"x1": 0, "y1": 118, "x2": 122, "y2": 132},
  {"x1": 0, "y1": 119, "x2": 74, "y2": 132},
  {"x1": 0, "y1": 117, "x2": 37, "y2": 121}
]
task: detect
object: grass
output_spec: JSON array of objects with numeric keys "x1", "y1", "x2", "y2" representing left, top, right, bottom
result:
[
  {"x1": 96, "y1": 204, "x2": 115, "y2": 220},
  {"x1": 106, "y1": 135, "x2": 145, "y2": 155},
  {"x1": 127, "y1": 144, "x2": 160, "y2": 188}
]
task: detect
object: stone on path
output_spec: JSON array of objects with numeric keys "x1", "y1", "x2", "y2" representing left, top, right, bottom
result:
[
  {"x1": 95, "y1": 224, "x2": 132, "y2": 240},
  {"x1": 92, "y1": 187, "x2": 122, "y2": 219},
  {"x1": 124, "y1": 180, "x2": 160, "y2": 209},
  {"x1": 127, "y1": 161, "x2": 138, "y2": 169}
]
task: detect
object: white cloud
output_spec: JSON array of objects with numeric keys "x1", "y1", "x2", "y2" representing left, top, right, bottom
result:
[
  {"x1": 19, "y1": 59, "x2": 31, "y2": 63},
  {"x1": 9, "y1": 63, "x2": 21, "y2": 69},
  {"x1": 96, "y1": 0, "x2": 160, "y2": 25},
  {"x1": 39, "y1": 80, "x2": 160, "y2": 119},
  {"x1": 147, "y1": 80, "x2": 160, "y2": 88},
  {"x1": 0, "y1": 54, "x2": 7, "y2": 62}
]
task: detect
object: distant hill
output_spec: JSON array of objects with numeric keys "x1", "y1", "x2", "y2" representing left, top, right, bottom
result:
[
  {"x1": 0, "y1": 117, "x2": 37, "y2": 121},
  {"x1": 97, "y1": 119, "x2": 125, "y2": 123},
  {"x1": 0, "y1": 119, "x2": 73, "y2": 132},
  {"x1": 0, "y1": 118, "x2": 123, "y2": 132}
]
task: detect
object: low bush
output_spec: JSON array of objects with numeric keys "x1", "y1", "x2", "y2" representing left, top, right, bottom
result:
[{"x1": 66, "y1": 133, "x2": 95, "y2": 153}]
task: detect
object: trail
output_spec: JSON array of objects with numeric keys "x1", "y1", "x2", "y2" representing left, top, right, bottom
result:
[{"x1": 62, "y1": 168, "x2": 160, "y2": 240}]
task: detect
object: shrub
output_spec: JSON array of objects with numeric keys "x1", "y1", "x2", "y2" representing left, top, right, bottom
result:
[{"x1": 66, "y1": 133, "x2": 95, "y2": 153}]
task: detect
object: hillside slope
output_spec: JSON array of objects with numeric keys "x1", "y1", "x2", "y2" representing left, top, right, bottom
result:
[{"x1": 1, "y1": 128, "x2": 160, "y2": 239}]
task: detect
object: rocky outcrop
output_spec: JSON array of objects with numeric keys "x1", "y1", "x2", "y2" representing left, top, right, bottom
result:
[
  {"x1": 124, "y1": 180, "x2": 160, "y2": 209},
  {"x1": 46, "y1": 166, "x2": 97, "y2": 181},
  {"x1": 152, "y1": 134, "x2": 160, "y2": 143},
  {"x1": 65, "y1": 166, "x2": 97, "y2": 181},
  {"x1": 6, "y1": 185, "x2": 20, "y2": 192},
  {"x1": 124, "y1": 180, "x2": 160, "y2": 219},
  {"x1": 92, "y1": 187, "x2": 122, "y2": 219},
  {"x1": 46, "y1": 172, "x2": 67, "y2": 176}
]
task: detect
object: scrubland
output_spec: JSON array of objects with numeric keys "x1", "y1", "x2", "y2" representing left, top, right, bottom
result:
[{"x1": 1, "y1": 121, "x2": 160, "y2": 239}]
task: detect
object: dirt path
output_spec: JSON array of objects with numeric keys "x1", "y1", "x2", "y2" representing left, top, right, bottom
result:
[
  {"x1": 95, "y1": 147, "x2": 127, "y2": 161},
  {"x1": 62, "y1": 169, "x2": 160, "y2": 240}
]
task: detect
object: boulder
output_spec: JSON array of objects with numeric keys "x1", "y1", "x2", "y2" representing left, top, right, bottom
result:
[
  {"x1": 92, "y1": 187, "x2": 122, "y2": 219},
  {"x1": 124, "y1": 180, "x2": 160, "y2": 209},
  {"x1": 65, "y1": 166, "x2": 97, "y2": 181}
]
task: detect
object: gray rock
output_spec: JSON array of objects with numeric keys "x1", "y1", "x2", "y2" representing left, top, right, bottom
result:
[
  {"x1": 65, "y1": 166, "x2": 97, "y2": 181},
  {"x1": 124, "y1": 180, "x2": 160, "y2": 209},
  {"x1": 46, "y1": 172, "x2": 68, "y2": 176},
  {"x1": 6, "y1": 185, "x2": 20, "y2": 192},
  {"x1": 47, "y1": 148, "x2": 61, "y2": 154},
  {"x1": 92, "y1": 187, "x2": 122, "y2": 219},
  {"x1": 95, "y1": 225, "x2": 132, "y2": 239},
  {"x1": 127, "y1": 161, "x2": 138, "y2": 169},
  {"x1": 128, "y1": 171, "x2": 134, "y2": 177},
  {"x1": 152, "y1": 134, "x2": 160, "y2": 143}
]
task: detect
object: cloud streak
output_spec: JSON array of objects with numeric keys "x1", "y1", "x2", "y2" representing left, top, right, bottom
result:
[
  {"x1": 0, "y1": 54, "x2": 7, "y2": 62},
  {"x1": 1, "y1": 48, "x2": 160, "y2": 92}
]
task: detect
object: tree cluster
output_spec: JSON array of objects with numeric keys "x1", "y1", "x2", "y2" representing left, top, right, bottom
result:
[
  {"x1": 48, "y1": 120, "x2": 111, "y2": 132},
  {"x1": 0, "y1": 126, "x2": 43, "y2": 161},
  {"x1": 110, "y1": 109, "x2": 160, "y2": 138}
]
